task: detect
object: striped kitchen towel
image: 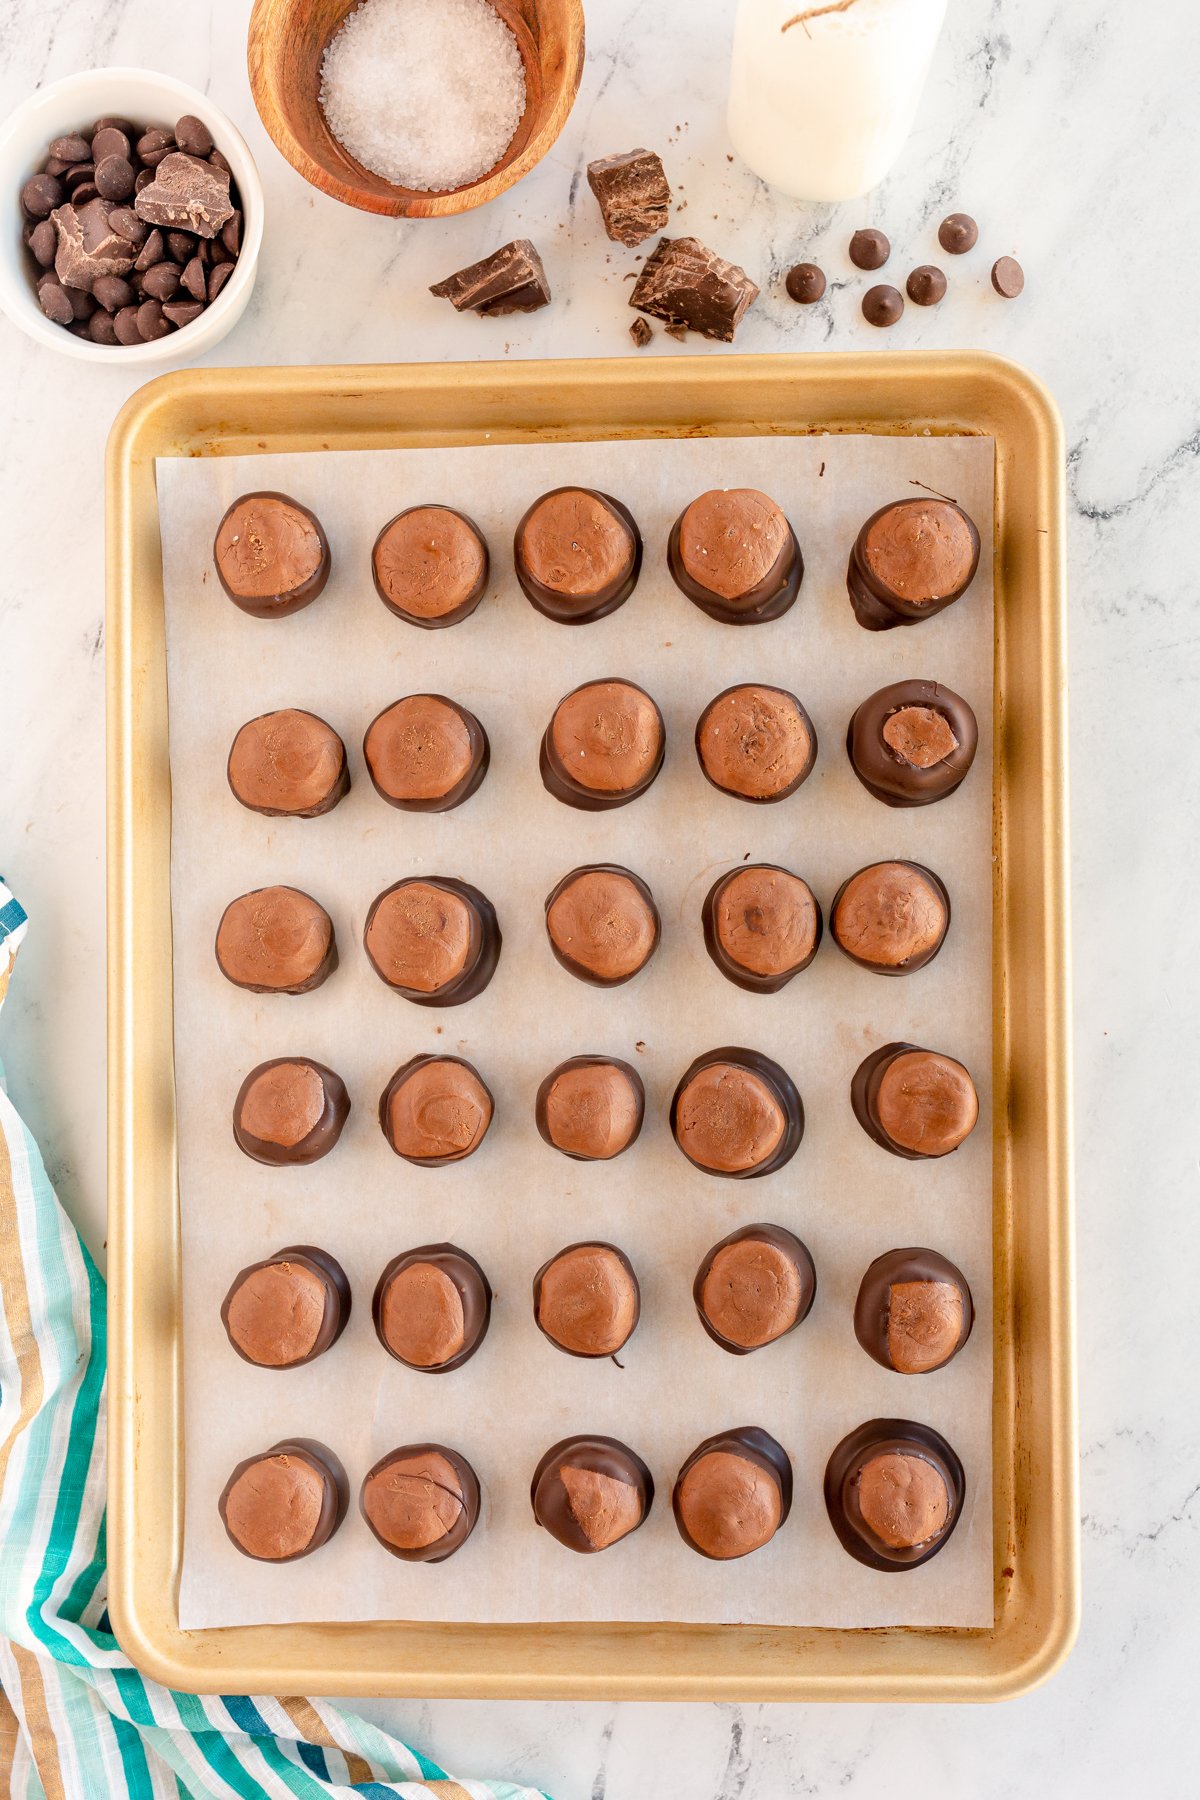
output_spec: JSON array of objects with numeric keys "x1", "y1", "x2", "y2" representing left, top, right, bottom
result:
[{"x1": 0, "y1": 881, "x2": 547, "y2": 1800}]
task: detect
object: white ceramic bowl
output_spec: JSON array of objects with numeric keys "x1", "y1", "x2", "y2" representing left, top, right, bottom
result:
[{"x1": 0, "y1": 68, "x2": 263, "y2": 365}]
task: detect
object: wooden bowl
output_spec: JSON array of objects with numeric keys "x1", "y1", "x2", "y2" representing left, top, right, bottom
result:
[{"x1": 247, "y1": 0, "x2": 585, "y2": 218}]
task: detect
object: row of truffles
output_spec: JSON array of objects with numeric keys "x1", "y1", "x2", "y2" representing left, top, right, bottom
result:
[
  {"x1": 219, "y1": 1420, "x2": 965, "y2": 1571},
  {"x1": 223, "y1": 1239, "x2": 972, "y2": 1374},
  {"x1": 212, "y1": 487, "x2": 980, "y2": 634},
  {"x1": 224, "y1": 677, "x2": 978, "y2": 819},
  {"x1": 229, "y1": 1042, "x2": 979, "y2": 1174}
]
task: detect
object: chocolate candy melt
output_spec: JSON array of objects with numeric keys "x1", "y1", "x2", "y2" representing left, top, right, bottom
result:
[
  {"x1": 535, "y1": 1056, "x2": 645, "y2": 1161},
  {"x1": 221, "y1": 1246, "x2": 350, "y2": 1368},
  {"x1": 702, "y1": 864, "x2": 821, "y2": 991},
  {"x1": 379, "y1": 1055, "x2": 494, "y2": 1165},
  {"x1": 430, "y1": 238, "x2": 550, "y2": 316},
  {"x1": 667, "y1": 488, "x2": 803, "y2": 624},
  {"x1": 364, "y1": 877, "x2": 500, "y2": 1004},
  {"x1": 227, "y1": 708, "x2": 348, "y2": 816},
  {"x1": 214, "y1": 493, "x2": 331, "y2": 617},
  {"x1": 233, "y1": 1058, "x2": 350, "y2": 1165},
  {"x1": 847, "y1": 678, "x2": 979, "y2": 806},
  {"x1": 540, "y1": 679, "x2": 665, "y2": 810},
  {"x1": 219, "y1": 1439, "x2": 348, "y2": 1561},
  {"x1": 532, "y1": 1436, "x2": 654, "y2": 1553},
  {"x1": 673, "y1": 1427, "x2": 792, "y2": 1559},
  {"x1": 785, "y1": 261, "x2": 825, "y2": 304},
  {"x1": 514, "y1": 487, "x2": 642, "y2": 623},
  {"x1": 373, "y1": 1244, "x2": 491, "y2": 1371},
  {"x1": 851, "y1": 1042, "x2": 979, "y2": 1159},
  {"x1": 695, "y1": 684, "x2": 817, "y2": 803},
  {"x1": 854, "y1": 1248, "x2": 974, "y2": 1374},
  {"x1": 824, "y1": 1419, "x2": 965, "y2": 1569},
  {"x1": 533, "y1": 1242, "x2": 641, "y2": 1358},
  {"x1": 694, "y1": 1224, "x2": 816, "y2": 1354},
  {"x1": 830, "y1": 861, "x2": 950, "y2": 975},
  {"x1": 371, "y1": 506, "x2": 489, "y2": 627},
  {"x1": 545, "y1": 865, "x2": 660, "y2": 987},
  {"x1": 364, "y1": 695, "x2": 489, "y2": 812},
  {"x1": 847, "y1": 498, "x2": 980, "y2": 631},
  {"x1": 215, "y1": 886, "x2": 336, "y2": 994},
  {"x1": 671, "y1": 1047, "x2": 803, "y2": 1179},
  {"x1": 360, "y1": 1444, "x2": 480, "y2": 1562}
]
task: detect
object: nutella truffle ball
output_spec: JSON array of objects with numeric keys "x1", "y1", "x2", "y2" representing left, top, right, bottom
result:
[
  {"x1": 544, "y1": 865, "x2": 660, "y2": 987},
  {"x1": 363, "y1": 695, "x2": 489, "y2": 812},
  {"x1": 851, "y1": 1043, "x2": 979, "y2": 1160},
  {"x1": 673, "y1": 1427, "x2": 792, "y2": 1560},
  {"x1": 702, "y1": 864, "x2": 822, "y2": 992},
  {"x1": 671, "y1": 1048, "x2": 803, "y2": 1179},
  {"x1": 219, "y1": 1440, "x2": 347, "y2": 1561},
  {"x1": 233, "y1": 1058, "x2": 350, "y2": 1166},
  {"x1": 514, "y1": 487, "x2": 642, "y2": 623},
  {"x1": 227, "y1": 709, "x2": 348, "y2": 817},
  {"x1": 379, "y1": 1055, "x2": 494, "y2": 1165},
  {"x1": 667, "y1": 488, "x2": 803, "y2": 624},
  {"x1": 535, "y1": 1056, "x2": 645, "y2": 1161},
  {"x1": 824, "y1": 1419, "x2": 965, "y2": 1569},
  {"x1": 847, "y1": 679, "x2": 979, "y2": 807},
  {"x1": 373, "y1": 1244, "x2": 491, "y2": 1371},
  {"x1": 693, "y1": 1225, "x2": 816, "y2": 1354},
  {"x1": 213, "y1": 492, "x2": 331, "y2": 617},
  {"x1": 372, "y1": 505, "x2": 489, "y2": 628},
  {"x1": 540, "y1": 679, "x2": 665, "y2": 810},
  {"x1": 360, "y1": 1444, "x2": 480, "y2": 1562},
  {"x1": 533, "y1": 1242, "x2": 641, "y2": 1358},
  {"x1": 830, "y1": 861, "x2": 950, "y2": 976},
  {"x1": 854, "y1": 1248, "x2": 974, "y2": 1374},
  {"x1": 215, "y1": 886, "x2": 337, "y2": 995},
  {"x1": 846, "y1": 498, "x2": 980, "y2": 631},
  {"x1": 695, "y1": 685, "x2": 817, "y2": 803},
  {"x1": 364, "y1": 877, "x2": 501, "y2": 1005},
  {"x1": 221, "y1": 1246, "x2": 350, "y2": 1369},
  {"x1": 531, "y1": 1436, "x2": 653, "y2": 1553}
]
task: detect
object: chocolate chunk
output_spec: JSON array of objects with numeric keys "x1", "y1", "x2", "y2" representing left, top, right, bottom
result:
[
  {"x1": 22, "y1": 172, "x2": 64, "y2": 218},
  {"x1": 215, "y1": 886, "x2": 337, "y2": 994},
  {"x1": 379, "y1": 1056, "x2": 494, "y2": 1165},
  {"x1": 849, "y1": 227, "x2": 889, "y2": 270},
  {"x1": 233, "y1": 1058, "x2": 350, "y2": 1166},
  {"x1": 824, "y1": 1419, "x2": 964, "y2": 1568},
  {"x1": 534, "y1": 1056, "x2": 645, "y2": 1161},
  {"x1": 862, "y1": 283, "x2": 903, "y2": 327},
  {"x1": 630, "y1": 235, "x2": 759, "y2": 342},
  {"x1": 906, "y1": 264, "x2": 946, "y2": 305},
  {"x1": 991, "y1": 255, "x2": 1024, "y2": 298},
  {"x1": 586, "y1": 148, "x2": 671, "y2": 246},
  {"x1": 363, "y1": 694, "x2": 489, "y2": 812},
  {"x1": 701, "y1": 864, "x2": 821, "y2": 991},
  {"x1": 854, "y1": 1248, "x2": 974, "y2": 1374},
  {"x1": 533, "y1": 1242, "x2": 641, "y2": 1357},
  {"x1": 222, "y1": 1246, "x2": 351, "y2": 1368},
  {"x1": 846, "y1": 500, "x2": 980, "y2": 631},
  {"x1": 373, "y1": 1245, "x2": 491, "y2": 1371},
  {"x1": 629, "y1": 316, "x2": 653, "y2": 347},
  {"x1": 213, "y1": 492, "x2": 331, "y2": 616},
  {"x1": 134, "y1": 151, "x2": 233, "y2": 238},
  {"x1": 364, "y1": 877, "x2": 501, "y2": 1005},
  {"x1": 532, "y1": 1437, "x2": 653, "y2": 1553},
  {"x1": 830, "y1": 861, "x2": 950, "y2": 974},
  {"x1": 694, "y1": 1224, "x2": 816, "y2": 1353},
  {"x1": 227, "y1": 708, "x2": 348, "y2": 817},
  {"x1": 785, "y1": 261, "x2": 825, "y2": 303},
  {"x1": 430, "y1": 238, "x2": 551, "y2": 316},
  {"x1": 695, "y1": 684, "x2": 817, "y2": 803},
  {"x1": 220, "y1": 1440, "x2": 348, "y2": 1561},
  {"x1": 28, "y1": 218, "x2": 57, "y2": 267},
  {"x1": 360, "y1": 1444, "x2": 480, "y2": 1562},
  {"x1": 175, "y1": 113, "x2": 214, "y2": 158},
  {"x1": 938, "y1": 212, "x2": 978, "y2": 254},
  {"x1": 671, "y1": 1047, "x2": 803, "y2": 1179},
  {"x1": 544, "y1": 864, "x2": 660, "y2": 987},
  {"x1": 673, "y1": 1427, "x2": 792, "y2": 1559},
  {"x1": 51, "y1": 198, "x2": 137, "y2": 292},
  {"x1": 851, "y1": 1042, "x2": 979, "y2": 1159}
]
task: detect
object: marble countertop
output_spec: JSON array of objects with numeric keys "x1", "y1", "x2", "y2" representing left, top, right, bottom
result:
[{"x1": 1, "y1": 0, "x2": 1196, "y2": 1793}]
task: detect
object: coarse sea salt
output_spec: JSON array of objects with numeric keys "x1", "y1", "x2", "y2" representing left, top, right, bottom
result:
[{"x1": 319, "y1": 0, "x2": 527, "y2": 193}]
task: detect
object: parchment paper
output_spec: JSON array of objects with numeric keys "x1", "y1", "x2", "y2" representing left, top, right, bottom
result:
[{"x1": 158, "y1": 430, "x2": 994, "y2": 1630}]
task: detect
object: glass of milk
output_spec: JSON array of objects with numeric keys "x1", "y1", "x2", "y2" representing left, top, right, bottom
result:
[{"x1": 727, "y1": 0, "x2": 949, "y2": 202}]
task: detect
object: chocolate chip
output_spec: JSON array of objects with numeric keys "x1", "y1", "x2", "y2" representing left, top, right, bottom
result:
[
  {"x1": 95, "y1": 155, "x2": 136, "y2": 202},
  {"x1": 862, "y1": 284, "x2": 904, "y2": 327},
  {"x1": 136, "y1": 298, "x2": 170, "y2": 340},
  {"x1": 207, "y1": 260, "x2": 235, "y2": 302},
  {"x1": 134, "y1": 167, "x2": 154, "y2": 194},
  {"x1": 430, "y1": 238, "x2": 551, "y2": 317},
  {"x1": 64, "y1": 283, "x2": 94, "y2": 320},
  {"x1": 849, "y1": 228, "x2": 889, "y2": 270},
  {"x1": 70, "y1": 183, "x2": 99, "y2": 206},
  {"x1": 208, "y1": 148, "x2": 231, "y2": 175},
  {"x1": 938, "y1": 212, "x2": 978, "y2": 254},
  {"x1": 63, "y1": 161, "x2": 96, "y2": 190},
  {"x1": 50, "y1": 134, "x2": 92, "y2": 164},
  {"x1": 28, "y1": 218, "x2": 57, "y2": 267},
  {"x1": 91, "y1": 126, "x2": 131, "y2": 163},
  {"x1": 785, "y1": 261, "x2": 826, "y2": 303},
  {"x1": 220, "y1": 210, "x2": 241, "y2": 256},
  {"x1": 88, "y1": 309, "x2": 119, "y2": 344},
  {"x1": 174, "y1": 114, "x2": 214, "y2": 157},
  {"x1": 181, "y1": 256, "x2": 207, "y2": 301},
  {"x1": 22, "y1": 173, "x2": 63, "y2": 218},
  {"x1": 906, "y1": 264, "x2": 947, "y2": 305},
  {"x1": 37, "y1": 281, "x2": 74, "y2": 325},
  {"x1": 107, "y1": 207, "x2": 148, "y2": 244},
  {"x1": 44, "y1": 157, "x2": 71, "y2": 178},
  {"x1": 136, "y1": 128, "x2": 175, "y2": 167},
  {"x1": 162, "y1": 298, "x2": 205, "y2": 328},
  {"x1": 113, "y1": 304, "x2": 144, "y2": 345},
  {"x1": 166, "y1": 230, "x2": 195, "y2": 263},
  {"x1": 991, "y1": 255, "x2": 1024, "y2": 298},
  {"x1": 93, "y1": 274, "x2": 135, "y2": 311},
  {"x1": 67, "y1": 318, "x2": 93, "y2": 339},
  {"x1": 141, "y1": 260, "x2": 181, "y2": 300},
  {"x1": 134, "y1": 228, "x2": 165, "y2": 271},
  {"x1": 93, "y1": 116, "x2": 138, "y2": 138},
  {"x1": 629, "y1": 236, "x2": 758, "y2": 342}
]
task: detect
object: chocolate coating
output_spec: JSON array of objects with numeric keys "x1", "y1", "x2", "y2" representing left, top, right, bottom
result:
[
  {"x1": 221, "y1": 1245, "x2": 350, "y2": 1368},
  {"x1": 667, "y1": 489, "x2": 803, "y2": 624},
  {"x1": 847, "y1": 499, "x2": 981, "y2": 631},
  {"x1": 694, "y1": 1224, "x2": 816, "y2": 1354},
  {"x1": 824, "y1": 1418, "x2": 965, "y2": 1569},
  {"x1": 219, "y1": 1439, "x2": 348, "y2": 1561},
  {"x1": 854, "y1": 1248, "x2": 974, "y2": 1374},
  {"x1": 227, "y1": 709, "x2": 348, "y2": 816},
  {"x1": 544, "y1": 864, "x2": 660, "y2": 987},
  {"x1": 379, "y1": 1055, "x2": 494, "y2": 1165},
  {"x1": 514, "y1": 487, "x2": 642, "y2": 623},
  {"x1": 372, "y1": 505, "x2": 489, "y2": 627},
  {"x1": 373, "y1": 1244, "x2": 491, "y2": 1371},
  {"x1": 851, "y1": 1042, "x2": 979, "y2": 1159},
  {"x1": 531, "y1": 1436, "x2": 653, "y2": 1553},
  {"x1": 364, "y1": 877, "x2": 500, "y2": 1005},
  {"x1": 533, "y1": 1241, "x2": 641, "y2": 1358},
  {"x1": 213, "y1": 492, "x2": 330, "y2": 617},
  {"x1": 847, "y1": 679, "x2": 979, "y2": 806},
  {"x1": 215, "y1": 886, "x2": 337, "y2": 994},
  {"x1": 535, "y1": 1056, "x2": 645, "y2": 1160},
  {"x1": 695, "y1": 685, "x2": 817, "y2": 802},
  {"x1": 671, "y1": 1047, "x2": 803, "y2": 1179},
  {"x1": 360, "y1": 1443, "x2": 480, "y2": 1562},
  {"x1": 830, "y1": 861, "x2": 950, "y2": 975},
  {"x1": 233, "y1": 1058, "x2": 350, "y2": 1165},
  {"x1": 364, "y1": 695, "x2": 489, "y2": 812},
  {"x1": 673, "y1": 1427, "x2": 792, "y2": 1560},
  {"x1": 540, "y1": 679, "x2": 665, "y2": 810},
  {"x1": 701, "y1": 864, "x2": 822, "y2": 991}
]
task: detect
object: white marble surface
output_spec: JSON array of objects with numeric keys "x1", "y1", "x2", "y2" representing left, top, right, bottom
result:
[{"x1": 1, "y1": 0, "x2": 1196, "y2": 1793}]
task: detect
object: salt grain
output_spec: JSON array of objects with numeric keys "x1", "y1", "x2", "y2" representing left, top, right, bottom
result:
[{"x1": 319, "y1": 0, "x2": 526, "y2": 192}]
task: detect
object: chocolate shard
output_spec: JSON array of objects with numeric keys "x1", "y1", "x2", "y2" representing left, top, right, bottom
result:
[
  {"x1": 50, "y1": 198, "x2": 136, "y2": 292},
  {"x1": 134, "y1": 151, "x2": 233, "y2": 238},
  {"x1": 629, "y1": 316, "x2": 653, "y2": 347},
  {"x1": 430, "y1": 238, "x2": 551, "y2": 317},
  {"x1": 629, "y1": 236, "x2": 759, "y2": 343},
  {"x1": 587, "y1": 148, "x2": 671, "y2": 247}
]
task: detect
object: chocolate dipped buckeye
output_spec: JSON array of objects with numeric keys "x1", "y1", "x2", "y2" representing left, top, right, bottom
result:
[
  {"x1": 544, "y1": 865, "x2": 660, "y2": 987},
  {"x1": 824, "y1": 1419, "x2": 965, "y2": 1569},
  {"x1": 372, "y1": 505, "x2": 489, "y2": 628},
  {"x1": 673, "y1": 1427, "x2": 792, "y2": 1560},
  {"x1": 535, "y1": 1056, "x2": 644, "y2": 1161},
  {"x1": 668, "y1": 488, "x2": 803, "y2": 624},
  {"x1": 694, "y1": 1225, "x2": 816, "y2": 1354},
  {"x1": 702, "y1": 864, "x2": 821, "y2": 992},
  {"x1": 847, "y1": 498, "x2": 980, "y2": 631},
  {"x1": 851, "y1": 1043, "x2": 979, "y2": 1160},
  {"x1": 364, "y1": 877, "x2": 500, "y2": 1005},
  {"x1": 540, "y1": 679, "x2": 665, "y2": 810},
  {"x1": 221, "y1": 1246, "x2": 350, "y2": 1368},
  {"x1": 533, "y1": 1242, "x2": 640, "y2": 1358},
  {"x1": 219, "y1": 1439, "x2": 348, "y2": 1562},
  {"x1": 671, "y1": 1048, "x2": 803, "y2": 1179},
  {"x1": 360, "y1": 1444, "x2": 480, "y2": 1562},
  {"x1": 227, "y1": 709, "x2": 348, "y2": 816},
  {"x1": 379, "y1": 1055, "x2": 493, "y2": 1165},
  {"x1": 532, "y1": 1437, "x2": 653, "y2": 1553},
  {"x1": 514, "y1": 487, "x2": 642, "y2": 623},
  {"x1": 213, "y1": 492, "x2": 331, "y2": 617},
  {"x1": 695, "y1": 685, "x2": 817, "y2": 803},
  {"x1": 233, "y1": 1058, "x2": 349, "y2": 1166},
  {"x1": 373, "y1": 1244, "x2": 491, "y2": 1372},
  {"x1": 830, "y1": 861, "x2": 950, "y2": 976},
  {"x1": 847, "y1": 679, "x2": 978, "y2": 807},
  {"x1": 364, "y1": 695, "x2": 489, "y2": 812},
  {"x1": 854, "y1": 1248, "x2": 974, "y2": 1374},
  {"x1": 215, "y1": 886, "x2": 336, "y2": 994}
]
